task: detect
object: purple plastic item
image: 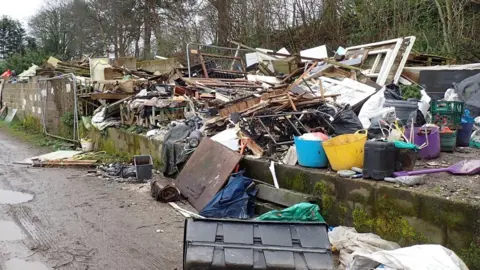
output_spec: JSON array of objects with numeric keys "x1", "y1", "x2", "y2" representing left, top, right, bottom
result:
[
  {"x1": 394, "y1": 159, "x2": 480, "y2": 177},
  {"x1": 404, "y1": 126, "x2": 440, "y2": 159}
]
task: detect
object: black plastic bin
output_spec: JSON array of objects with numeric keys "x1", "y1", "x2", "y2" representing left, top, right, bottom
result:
[
  {"x1": 363, "y1": 140, "x2": 396, "y2": 180},
  {"x1": 134, "y1": 155, "x2": 153, "y2": 181},
  {"x1": 183, "y1": 218, "x2": 333, "y2": 270}
]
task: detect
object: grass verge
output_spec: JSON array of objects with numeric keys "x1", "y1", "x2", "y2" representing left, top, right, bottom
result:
[
  {"x1": 0, "y1": 119, "x2": 74, "y2": 150},
  {"x1": 0, "y1": 119, "x2": 131, "y2": 164}
]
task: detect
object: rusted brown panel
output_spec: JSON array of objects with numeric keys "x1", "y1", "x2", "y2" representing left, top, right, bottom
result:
[{"x1": 175, "y1": 138, "x2": 242, "y2": 211}]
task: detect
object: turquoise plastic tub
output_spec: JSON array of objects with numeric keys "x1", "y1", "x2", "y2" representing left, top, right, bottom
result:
[{"x1": 294, "y1": 137, "x2": 328, "y2": 168}]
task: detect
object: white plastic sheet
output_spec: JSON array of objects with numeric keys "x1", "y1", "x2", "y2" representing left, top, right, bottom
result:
[
  {"x1": 329, "y1": 226, "x2": 400, "y2": 269},
  {"x1": 349, "y1": 245, "x2": 468, "y2": 270},
  {"x1": 358, "y1": 87, "x2": 397, "y2": 129}
]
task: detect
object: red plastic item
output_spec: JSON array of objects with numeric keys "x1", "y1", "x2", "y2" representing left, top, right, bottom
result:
[{"x1": 1, "y1": 69, "x2": 12, "y2": 77}]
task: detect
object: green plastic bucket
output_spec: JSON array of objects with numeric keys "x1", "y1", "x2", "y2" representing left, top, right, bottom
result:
[{"x1": 440, "y1": 131, "x2": 457, "y2": 152}]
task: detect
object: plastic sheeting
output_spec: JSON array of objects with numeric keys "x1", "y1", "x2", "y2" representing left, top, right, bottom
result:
[
  {"x1": 455, "y1": 72, "x2": 480, "y2": 116},
  {"x1": 328, "y1": 226, "x2": 400, "y2": 269},
  {"x1": 256, "y1": 202, "x2": 325, "y2": 222},
  {"x1": 349, "y1": 245, "x2": 468, "y2": 270},
  {"x1": 199, "y1": 171, "x2": 258, "y2": 219},
  {"x1": 331, "y1": 106, "x2": 364, "y2": 135},
  {"x1": 358, "y1": 87, "x2": 390, "y2": 129},
  {"x1": 160, "y1": 124, "x2": 193, "y2": 176},
  {"x1": 91, "y1": 107, "x2": 121, "y2": 130}
]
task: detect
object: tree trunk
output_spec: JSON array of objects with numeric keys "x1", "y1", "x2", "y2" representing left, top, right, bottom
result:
[
  {"x1": 143, "y1": 0, "x2": 154, "y2": 59},
  {"x1": 210, "y1": 0, "x2": 232, "y2": 46},
  {"x1": 434, "y1": 0, "x2": 452, "y2": 54}
]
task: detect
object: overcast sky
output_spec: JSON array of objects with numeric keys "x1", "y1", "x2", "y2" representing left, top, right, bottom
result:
[{"x1": 0, "y1": 0, "x2": 43, "y2": 28}]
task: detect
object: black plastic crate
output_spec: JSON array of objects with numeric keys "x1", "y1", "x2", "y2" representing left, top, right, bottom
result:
[{"x1": 184, "y1": 218, "x2": 333, "y2": 270}]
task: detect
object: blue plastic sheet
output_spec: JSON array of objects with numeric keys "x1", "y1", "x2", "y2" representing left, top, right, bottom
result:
[{"x1": 200, "y1": 170, "x2": 258, "y2": 219}]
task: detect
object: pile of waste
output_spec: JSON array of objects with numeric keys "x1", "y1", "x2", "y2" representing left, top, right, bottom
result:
[{"x1": 6, "y1": 36, "x2": 477, "y2": 269}]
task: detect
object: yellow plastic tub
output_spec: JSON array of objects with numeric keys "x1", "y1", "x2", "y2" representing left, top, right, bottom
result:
[{"x1": 323, "y1": 130, "x2": 368, "y2": 171}]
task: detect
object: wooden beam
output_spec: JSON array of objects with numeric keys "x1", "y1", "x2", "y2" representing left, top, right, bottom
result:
[{"x1": 198, "y1": 51, "x2": 209, "y2": 78}]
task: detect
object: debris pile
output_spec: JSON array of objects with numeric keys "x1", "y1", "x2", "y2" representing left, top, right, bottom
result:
[{"x1": 3, "y1": 35, "x2": 477, "y2": 270}]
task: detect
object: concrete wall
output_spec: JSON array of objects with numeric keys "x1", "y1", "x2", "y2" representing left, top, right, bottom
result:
[
  {"x1": 94, "y1": 128, "x2": 163, "y2": 168},
  {"x1": 90, "y1": 127, "x2": 480, "y2": 265},
  {"x1": 240, "y1": 159, "x2": 480, "y2": 268}
]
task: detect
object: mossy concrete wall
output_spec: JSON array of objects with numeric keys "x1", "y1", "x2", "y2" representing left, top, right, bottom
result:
[
  {"x1": 94, "y1": 128, "x2": 163, "y2": 168},
  {"x1": 90, "y1": 128, "x2": 480, "y2": 268},
  {"x1": 240, "y1": 158, "x2": 480, "y2": 269}
]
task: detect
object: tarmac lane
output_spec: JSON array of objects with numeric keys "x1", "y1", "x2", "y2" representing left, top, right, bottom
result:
[{"x1": 0, "y1": 129, "x2": 184, "y2": 270}]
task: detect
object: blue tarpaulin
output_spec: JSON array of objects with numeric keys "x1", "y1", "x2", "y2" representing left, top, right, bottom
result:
[{"x1": 200, "y1": 170, "x2": 258, "y2": 219}]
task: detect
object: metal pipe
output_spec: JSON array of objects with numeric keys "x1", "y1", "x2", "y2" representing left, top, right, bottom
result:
[{"x1": 186, "y1": 42, "x2": 192, "y2": 78}]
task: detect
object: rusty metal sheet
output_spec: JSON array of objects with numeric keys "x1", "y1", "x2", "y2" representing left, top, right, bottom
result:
[{"x1": 175, "y1": 137, "x2": 242, "y2": 211}]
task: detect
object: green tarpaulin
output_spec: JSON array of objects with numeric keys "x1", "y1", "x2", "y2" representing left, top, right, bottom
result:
[{"x1": 256, "y1": 202, "x2": 325, "y2": 222}]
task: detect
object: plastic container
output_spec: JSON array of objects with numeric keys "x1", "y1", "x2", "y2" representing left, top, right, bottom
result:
[
  {"x1": 440, "y1": 131, "x2": 457, "y2": 152},
  {"x1": 294, "y1": 137, "x2": 328, "y2": 168},
  {"x1": 393, "y1": 141, "x2": 418, "y2": 171},
  {"x1": 80, "y1": 139, "x2": 93, "y2": 152},
  {"x1": 384, "y1": 99, "x2": 418, "y2": 125},
  {"x1": 405, "y1": 126, "x2": 440, "y2": 159},
  {"x1": 363, "y1": 141, "x2": 396, "y2": 180},
  {"x1": 134, "y1": 155, "x2": 153, "y2": 181},
  {"x1": 396, "y1": 149, "x2": 417, "y2": 171},
  {"x1": 323, "y1": 130, "x2": 368, "y2": 171},
  {"x1": 431, "y1": 101, "x2": 464, "y2": 128},
  {"x1": 457, "y1": 123, "x2": 474, "y2": 147}
]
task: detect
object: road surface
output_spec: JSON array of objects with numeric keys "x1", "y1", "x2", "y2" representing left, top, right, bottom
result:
[{"x1": 0, "y1": 129, "x2": 184, "y2": 270}]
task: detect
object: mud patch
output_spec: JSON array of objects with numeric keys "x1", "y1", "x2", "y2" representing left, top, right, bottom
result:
[
  {"x1": 0, "y1": 189, "x2": 34, "y2": 204},
  {"x1": 0, "y1": 220, "x2": 25, "y2": 241},
  {"x1": 4, "y1": 258, "x2": 48, "y2": 270}
]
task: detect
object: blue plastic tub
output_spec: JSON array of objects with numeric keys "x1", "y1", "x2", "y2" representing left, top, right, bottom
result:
[
  {"x1": 294, "y1": 137, "x2": 328, "y2": 168},
  {"x1": 457, "y1": 123, "x2": 474, "y2": 147}
]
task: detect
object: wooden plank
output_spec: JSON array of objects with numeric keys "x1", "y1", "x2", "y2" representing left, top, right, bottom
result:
[
  {"x1": 287, "y1": 93, "x2": 297, "y2": 111},
  {"x1": 238, "y1": 131, "x2": 264, "y2": 157},
  {"x1": 198, "y1": 52, "x2": 209, "y2": 78},
  {"x1": 90, "y1": 93, "x2": 132, "y2": 100},
  {"x1": 287, "y1": 61, "x2": 318, "y2": 92},
  {"x1": 35, "y1": 159, "x2": 98, "y2": 168},
  {"x1": 175, "y1": 138, "x2": 242, "y2": 211},
  {"x1": 281, "y1": 68, "x2": 303, "y2": 84},
  {"x1": 254, "y1": 182, "x2": 317, "y2": 207},
  {"x1": 318, "y1": 80, "x2": 325, "y2": 101}
]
